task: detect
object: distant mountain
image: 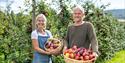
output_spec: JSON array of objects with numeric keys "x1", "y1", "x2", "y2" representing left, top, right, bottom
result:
[{"x1": 105, "y1": 9, "x2": 125, "y2": 19}]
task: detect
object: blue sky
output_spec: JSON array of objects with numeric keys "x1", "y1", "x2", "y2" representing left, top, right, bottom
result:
[{"x1": 0, "y1": 0, "x2": 125, "y2": 13}]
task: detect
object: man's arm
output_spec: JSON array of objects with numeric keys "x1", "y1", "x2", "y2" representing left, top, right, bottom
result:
[{"x1": 87, "y1": 22, "x2": 100, "y2": 56}]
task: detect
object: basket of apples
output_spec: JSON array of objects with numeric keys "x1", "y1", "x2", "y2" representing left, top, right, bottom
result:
[
  {"x1": 63, "y1": 45, "x2": 96, "y2": 63},
  {"x1": 44, "y1": 38, "x2": 63, "y2": 55}
]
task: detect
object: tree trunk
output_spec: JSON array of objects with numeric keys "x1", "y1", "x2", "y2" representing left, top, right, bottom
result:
[{"x1": 32, "y1": 0, "x2": 36, "y2": 31}]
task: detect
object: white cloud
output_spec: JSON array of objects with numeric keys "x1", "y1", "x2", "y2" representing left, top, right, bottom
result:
[
  {"x1": 0, "y1": 0, "x2": 125, "y2": 13},
  {"x1": 96, "y1": 0, "x2": 125, "y2": 10}
]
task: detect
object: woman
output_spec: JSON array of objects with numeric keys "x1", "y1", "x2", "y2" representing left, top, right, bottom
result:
[{"x1": 31, "y1": 14, "x2": 53, "y2": 63}]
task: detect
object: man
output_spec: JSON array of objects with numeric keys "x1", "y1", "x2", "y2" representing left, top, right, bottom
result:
[{"x1": 64, "y1": 5, "x2": 99, "y2": 60}]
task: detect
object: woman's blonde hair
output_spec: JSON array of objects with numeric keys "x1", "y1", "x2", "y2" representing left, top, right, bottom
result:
[{"x1": 35, "y1": 14, "x2": 47, "y2": 28}]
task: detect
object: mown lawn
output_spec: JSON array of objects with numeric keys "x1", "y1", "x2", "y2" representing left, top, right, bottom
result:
[{"x1": 105, "y1": 50, "x2": 125, "y2": 63}]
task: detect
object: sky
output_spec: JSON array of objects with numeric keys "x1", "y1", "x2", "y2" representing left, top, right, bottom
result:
[
  {"x1": 96, "y1": 0, "x2": 125, "y2": 10},
  {"x1": 0, "y1": 0, "x2": 125, "y2": 13}
]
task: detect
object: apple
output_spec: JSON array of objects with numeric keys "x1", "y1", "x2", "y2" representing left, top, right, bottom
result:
[
  {"x1": 64, "y1": 45, "x2": 96, "y2": 61},
  {"x1": 76, "y1": 52, "x2": 80, "y2": 57},
  {"x1": 75, "y1": 48, "x2": 81, "y2": 54},
  {"x1": 77, "y1": 48, "x2": 82, "y2": 51},
  {"x1": 72, "y1": 45, "x2": 77, "y2": 50},
  {"x1": 53, "y1": 43, "x2": 60, "y2": 48},
  {"x1": 82, "y1": 48, "x2": 87, "y2": 52},
  {"x1": 89, "y1": 54, "x2": 95, "y2": 60},
  {"x1": 88, "y1": 51, "x2": 93, "y2": 54},
  {"x1": 87, "y1": 49, "x2": 93, "y2": 54},
  {"x1": 50, "y1": 43, "x2": 54, "y2": 47},
  {"x1": 53, "y1": 45, "x2": 58, "y2": 49},
  {"x1": 68, "y1": 49, "x2": 73, "y2": 53},
  {"x1": 46, "y1": 42, "x2": 51, "y2": 46},
  {"x1": 45, "y1": 43, "x2": 50, "y2": 48},
  {"x1": 50, "y1": 46, "x2": 54, "y2": 49},
  {"x1": 75, "y1": 55, "x2": 80, "y2": 60},
  {"x1": 65, "y1": 53, "x2": 70, "y2": 58},
  {"x1": 82, "y1": 52, "x2": 85, "y2": 56},
  {"x1": 83, "y1": 55, "x2": 89, "y2": 61},
  {"x1": 79, "y1": 49, "x2": 84, "y2": 55},
  {"x1": 45, "y1": 40, "x2": 61, "y2": 49},
  {"x1": 69, "y1": 53, "x2": 75, "y2": 59},
  {"x1": 80, "y1": 56, "x2": 83, "y2": 60}
]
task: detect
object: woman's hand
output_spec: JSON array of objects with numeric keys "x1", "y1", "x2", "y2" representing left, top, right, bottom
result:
[
  {"x1": 45, "y1": 50, "x2": 57, "y2": 55},
  {"x1": 45, "y1": 51, "x2": 52, "y2": 55},
  {"x1": 49, "y1": 49, "x2": 60, "y2": 55}
]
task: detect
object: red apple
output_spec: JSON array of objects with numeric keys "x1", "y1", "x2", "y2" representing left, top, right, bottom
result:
[
  {"x1": 80, "y1": 56, "x2": 83, "y2": 60},
  {"x1": 82, "y1": 48, "x2": 87, "y2": 53},
  {"x1": 50, "y1": 43, "x2": 54, "y2": 47},
  {"x1": 53, "y1": 44, "x2": 58, "y2": 49},
  {"x1": 75, "y1": 55, "x2": 80, "y2": 60},
  {"x1": 72, "y1": 45, "x2": 77, "y2": 50},
  {"x1": 82, "y1": 52, "x2": 89, "y2": 56},
  {"x1": 75, "y1": 48, "x2": 81, "y2": 54},
  {"x1": 77, "y1": 48, "x2": 82, "y2": 51},
  {"x1": 64, "y1": 49, "x2": 70, "y2": 55},
  {"x1": 50, "y1": 46, "x2": 54, "y2": 49},
  {"x1": 88, "y1": 49, "x2": 93, "y2": 54},
  {"x1": 89, "y1": 54, "x2": 95, "y2": 60},
  {"x1": 83, "y1": 55, "x2": 89, "y2": 61},
  {"x1": 76, "y1": 52, "x2": 80, "y2": 57},
  {"x1": 46, "y1": 42, "x2": 51, "y2": 46},
  {"x1": 79, "y1": 49, "x2": 84, "y2": 55},
  {"x1": 45, "y1": 43, "x2": 50, "y2": 48},
  {"x1": 68, "y1": 49, "x2": 73, "y2": 53}
]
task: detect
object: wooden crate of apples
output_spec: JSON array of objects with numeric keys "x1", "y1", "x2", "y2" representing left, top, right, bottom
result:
[
  {"x1": 63, "y1": 45, "x2": 96, "y2": 63},
  {"x1": 44, "y1": 38, "x2": 63, "y2": 55}
]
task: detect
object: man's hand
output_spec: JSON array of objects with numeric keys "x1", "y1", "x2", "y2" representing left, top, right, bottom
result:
[
  {"x1": 93, "y1": 52, "x2": 98, "y2": 57},
  {"x1": 91, "y1": 52, "x2": 98, "y2": 62}
]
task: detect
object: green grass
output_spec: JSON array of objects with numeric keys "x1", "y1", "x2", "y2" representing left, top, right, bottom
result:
[{"x1": 105, "y1": 50, "x2": 125, "y2": 63}]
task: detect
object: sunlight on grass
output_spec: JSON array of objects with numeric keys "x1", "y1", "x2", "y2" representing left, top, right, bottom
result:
[{"x1": 106, "y1": 50, "x2": 125, "y2": 63}]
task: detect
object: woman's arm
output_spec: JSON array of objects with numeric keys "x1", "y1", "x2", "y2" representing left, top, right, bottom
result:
[{"x1": 32, "y1": 39, "x2": 51, "y2": 55}]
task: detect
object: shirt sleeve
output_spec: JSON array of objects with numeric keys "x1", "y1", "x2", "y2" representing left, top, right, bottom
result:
[
  {"x1": 31, "y1": 30, "x2": 38, "y2": 39},
  {"x1": 87, "y1": 22, "x2": 99, "y2": 55}
]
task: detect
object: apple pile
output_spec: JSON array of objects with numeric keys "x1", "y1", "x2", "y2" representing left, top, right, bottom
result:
[
  {"x1": 64, "y1": 45, "x2": 96, "y2": 62},
  {"x1": 45, "y1": 38, "x2": 61, "y2": 50}
]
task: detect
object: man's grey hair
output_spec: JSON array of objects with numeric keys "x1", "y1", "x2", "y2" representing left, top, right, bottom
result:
[{"x1": 72, "y1": 5, "x2": 85, "y2": 14}]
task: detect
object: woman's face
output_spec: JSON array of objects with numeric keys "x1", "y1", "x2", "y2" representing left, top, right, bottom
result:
[
  {"x1": 36, "y1": 16, "x2": 46, "y2": 29},
  {"x1": 73, "y1": 9, "x2": 84, "y2": 22}
]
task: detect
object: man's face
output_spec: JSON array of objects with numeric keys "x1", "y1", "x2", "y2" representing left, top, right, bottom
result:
[{"x1": 73, "y1": 9, "x2": 84, "y2": 22}]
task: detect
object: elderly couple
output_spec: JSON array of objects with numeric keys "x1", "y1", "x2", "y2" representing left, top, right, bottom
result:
[{"x1": 31, "y1": 5, "x2": 99, "y2": 63}]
